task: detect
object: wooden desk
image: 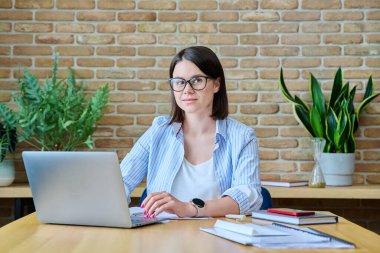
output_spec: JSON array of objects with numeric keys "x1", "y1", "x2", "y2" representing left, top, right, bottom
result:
[
  {"x1": 1, "y1": 183, "x2": 379, "y2": 199},
  {"x1": 0, "y1": 213, "x2": 379, "y2": 253}
]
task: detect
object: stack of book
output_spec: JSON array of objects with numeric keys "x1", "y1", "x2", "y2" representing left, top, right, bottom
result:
[
  {"x1": 261, "y1": 180, "x2": 308, "y2": 187},
  {"x1": 252, "y1": 208, "x2": 338, "y2": 225}
]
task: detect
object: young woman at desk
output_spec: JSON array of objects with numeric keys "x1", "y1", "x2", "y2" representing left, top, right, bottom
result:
[{"x1": 120, "y1": 46, "x2": 262, "y2": 218}]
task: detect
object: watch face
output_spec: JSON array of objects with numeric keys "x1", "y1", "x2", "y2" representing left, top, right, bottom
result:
[{"x1": 192, "y1": 198, "x2": 205, "y2": 208}]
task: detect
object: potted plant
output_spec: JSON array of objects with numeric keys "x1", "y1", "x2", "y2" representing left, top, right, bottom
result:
[
  {"x1": 279, "y1": 68, "x2": 379, "y2": 186},
  {"x1": 0, "y1": 114, "x2": 17, "y2": 186},
  {"x1": 0, "y1": 53, "x2": 110, "y2": 151}
]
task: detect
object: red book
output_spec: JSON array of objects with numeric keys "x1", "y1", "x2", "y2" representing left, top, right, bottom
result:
[{"x1": 268, "y1": 208, "x2": 315, "y2": 217}]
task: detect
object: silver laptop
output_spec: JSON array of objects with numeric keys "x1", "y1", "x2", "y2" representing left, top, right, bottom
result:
[{"x1": 23, "y1": 151, "x2": 158, "y2": 228}]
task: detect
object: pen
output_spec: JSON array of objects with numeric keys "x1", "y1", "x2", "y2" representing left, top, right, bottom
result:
[{"x1": 225, "y1": 214, "x2": 246, "y2": 220}]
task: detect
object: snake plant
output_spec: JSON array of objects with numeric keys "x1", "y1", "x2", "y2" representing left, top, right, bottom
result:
[{"x1": 279, "y1": 68, "x2": 379, "y2": 153}]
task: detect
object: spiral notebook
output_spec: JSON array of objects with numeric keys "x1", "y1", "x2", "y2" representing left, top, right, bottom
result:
[{"x1": 201, "y1": 220, "x2": 355, "y2": 249}]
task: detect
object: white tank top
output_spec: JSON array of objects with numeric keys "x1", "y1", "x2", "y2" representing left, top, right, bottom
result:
[{"x1": 171, "y1": 158, "x2": 219, "y2": 202}]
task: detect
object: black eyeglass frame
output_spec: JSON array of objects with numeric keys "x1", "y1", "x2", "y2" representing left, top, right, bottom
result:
[{"x1": 168, "y1": 75, "x2": 211, "y2": 92}]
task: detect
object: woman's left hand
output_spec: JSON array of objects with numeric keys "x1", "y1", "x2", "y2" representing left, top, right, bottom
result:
[{"x1": 141, "y1": 191, "x2": 196, "y2": 218}]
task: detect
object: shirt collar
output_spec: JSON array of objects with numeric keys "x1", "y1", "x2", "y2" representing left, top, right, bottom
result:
[
  {"x1": 170, "y1": 118, "x2": 227, "y2": 143},
  {"x1": 215, "y1": 118, "x2": 227, "y2": 143}
]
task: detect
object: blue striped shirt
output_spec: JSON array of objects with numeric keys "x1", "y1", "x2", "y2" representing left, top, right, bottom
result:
[{"x1": 120, "y1": 115, "x2": 263, "y2": 214}]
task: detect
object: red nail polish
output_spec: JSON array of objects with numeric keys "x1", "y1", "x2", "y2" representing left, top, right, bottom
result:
[{"x1": 141, "y1": 203, "x2": 145, "y2": 208}]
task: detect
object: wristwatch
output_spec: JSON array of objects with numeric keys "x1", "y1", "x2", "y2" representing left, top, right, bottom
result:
[{"x1": 190, "y1": 198, "x2": 205, "y2": 217}]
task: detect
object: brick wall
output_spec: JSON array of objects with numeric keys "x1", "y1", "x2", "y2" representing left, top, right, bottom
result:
[{"x1": 0, "y1": 0, "x2": 379, "y2": 230}]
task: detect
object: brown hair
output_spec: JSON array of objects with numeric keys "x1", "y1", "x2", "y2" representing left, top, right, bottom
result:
[{"x1": 168, "y1": 46, "x2": 229, "y2": 124}]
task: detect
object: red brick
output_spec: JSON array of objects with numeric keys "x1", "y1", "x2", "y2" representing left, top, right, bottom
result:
[
  {"x1": 98, "y1": 1, "x2": 135, "y2": 10},
  {"x1": 117, "y1": 81, "x2": 155, "y2": 91},
  {"x1": 241, "y1": 12, "x2": 279, "y2": 21},
  {"x1": 0, "y1": 47, "x2": 10, "y2": 55},
  {"x1": 179, "y1": 1, "x2": 216, "y2": 10},
  {"x1": 179, "y1": 23, "x2": 217, "y2": 33},
  {"x1": 14, "y1": 46, "x2": 52, "y2": 55},
  {"x1": 138, "y1": 23, "x2": 176, "y2": 33},
  {"x1": 15, "y1": 0, "x2": 53, "y2": 9},
  {"x1": 219, "y1": 23, "x2": 257, "y2": 33},
  {"x1": 77, "y1": 58, "x2": 114, "y2": 67},
  {"x1": 97, "y1": 24, "x2": 135, "y2": 33},
  {"x1": 282, "y1": 11, "x2": 320, "y2": 21},
  {"x1": 344, "y1": 0, "x2": 380, "y2": 8},
  {"x1": 57, "y1": 0, "x2": 95, "y2": 9},
  {"x1": 35, "y1": 58, "x2": 74, "y2": 67},
  {"x1": 137, "y1": 116, "x2": 156, "y2": 126},
  {"x1": 116, "y1": 127, "x2": 148, "y2": 137},
  {"x1": 118, "y1": 35, "x2": 156, "y2": 44},
  {"x1": 0, "y1": 0, "x2": 12, "y2": 8},
  {"x1": 241, "y1": 35, "x2": 278, "y2": 45},
  {"x1": 0, "y1": 58, "x2": 32, "y2": 67},
  {"x1": 77, "y1": 35, "x2": 115, "y2": 45},
  {"x1": 119, "y1": 12, "x2": 156, "y2": 21},
  {"x1": 158, "y1": 12, "x2": 196, "y2": 21},
  {"x1": 77, "y1": 11, "x2": 115, "y2": 21},
  {"x1": 98, "y1": 116, "x2": 134, "y2": 126},
  {"x1": 302, "y1": 0, "x2": 341, "y2": 9},
  {"x1": 56, "y1": 46, "x2": 94, "y2": 56},
  {"x1": 96, "y1": 46, "x2": 135, "y2": 56},
  {"x1": 95, "y1": 138, "x2": 133, "y2": 148},
  {"x1": 261, "y1": 47, "x2": 299, "y2": 56},
  {"x1": 117, "y1": 58, "x2": 155, "y2": 68},
  {"x1": 36, "y1": 11, "x2": 74, "y2": 21},
  {"x1": 138, "y1": 1, "x2": 176, "y2": 10},
  {"x1": 109, "y1": 93, "x2": 135, "y2": 103},
  {"x1": 36, "y1": 34, "x2": 74, "y2": 44},
  {"x1": 0, "y1": 34, "x2": 33, "y2": 44},
  {"x1": 138, "y1": 93, "x2": 171, "y2": 103},
  {"x1": 117, "y1": 105, "x2": 156, "y2": 114},
  {"x1": 0, "y1": 23, "x2": 11, "y2": 32},
  {"x1": 159, "y1": 35, "x2": 197, "y2": 45},
  {"x1": 0, "y1": 11, "x2": 32, "y2": 20},
  {"x1": 138, "y1": 46, "x2": 176, "y2": 56},
  {"x1": 219, "y1": 0, "x2": 258, "y2": 10},
  {"x1": 200, "y1": 12, "x2": 238, "y2": 21},
  {"x1": 56, "y1": 24, "x2": 95, "y2": 33},
  {"x1": 96, "y1": 70, "x2": 134, "y2": 79},
  {"x1": 137, "y1": 69, "x2": 168, "y2": 79}
]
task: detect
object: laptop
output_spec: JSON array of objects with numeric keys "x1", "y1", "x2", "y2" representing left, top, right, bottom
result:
[{"x1": 22, "y1": 151, "x2": 159, "y2": 228}]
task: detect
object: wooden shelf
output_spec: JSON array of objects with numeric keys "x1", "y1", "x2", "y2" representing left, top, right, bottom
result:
[
  {"x1": 1, "y1": 183, "x2": 380, "y2": 199},
  {"x1": 0, "y1": 183, "x2": 146, "y2": 199},
  {"x1": 266, "y1": 184, "x2": 380, "y2": 199}
]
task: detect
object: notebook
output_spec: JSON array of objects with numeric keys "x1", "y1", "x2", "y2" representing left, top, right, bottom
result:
[
  {"x1": 23, "y1": 151, "x2": 160, "y2": 228},
  {"x1": 252, "y1": 210, "x2": 338, "y2": 225}
]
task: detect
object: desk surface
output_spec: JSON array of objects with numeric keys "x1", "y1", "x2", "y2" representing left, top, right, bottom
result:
[
  {"x1": 0, "y1": 212, "x2": 379, "y2": 253},
  {"x1": 1, "y1": 183, "x2": 380, "y2": 199}
]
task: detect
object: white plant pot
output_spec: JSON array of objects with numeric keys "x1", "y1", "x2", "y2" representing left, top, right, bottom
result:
[
  {"x1": 0, "y1": 160, "x2": 15, "y2": 186},
  {"x1": 320, "y1": 153, "x2": 355, "y2": 186}
]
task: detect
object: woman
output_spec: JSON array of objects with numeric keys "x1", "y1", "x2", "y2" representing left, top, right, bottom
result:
[{"x1": 120, "y1": 46, "x2": 262, "y2": 218}]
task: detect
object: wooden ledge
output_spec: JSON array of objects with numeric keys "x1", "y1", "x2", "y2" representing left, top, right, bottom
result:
[{"x1": 1, "y1": 183, "x2": 379, "y2": 199}]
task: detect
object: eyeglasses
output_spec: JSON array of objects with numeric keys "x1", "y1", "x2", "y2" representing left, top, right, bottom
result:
[{"x1": 168, "y1": 76, "x2": 210, "y2": 92}]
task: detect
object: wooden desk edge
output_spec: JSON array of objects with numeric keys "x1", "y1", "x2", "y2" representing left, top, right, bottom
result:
[{"x1": 1, "y1": 183, "x2": 380, "y2": 199}]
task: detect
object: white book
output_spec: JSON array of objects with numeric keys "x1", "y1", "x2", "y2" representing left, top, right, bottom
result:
[{"x1": 261, "y1": 180, "x2": 308, "y2": 187}]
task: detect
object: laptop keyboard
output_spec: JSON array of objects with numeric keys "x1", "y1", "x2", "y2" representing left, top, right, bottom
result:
[{"x1": 131, "y1": 216, "x2": 158, "y2": 227}]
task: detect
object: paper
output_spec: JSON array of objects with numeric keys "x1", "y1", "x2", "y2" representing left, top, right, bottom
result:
[
  {"x1": 215, "y1": 220, "x2": 288, "y2": 236},
  {"x1": 129, "y1": 207, "x2": 210, "y2": 220},
  {"x1": 201, "y1": 220, "x2": 355, "y2": 249}
]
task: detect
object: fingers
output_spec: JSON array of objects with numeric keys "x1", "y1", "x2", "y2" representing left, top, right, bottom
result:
[{"x1": 141, "y1": 191, "x2": 177, "y2": 218}]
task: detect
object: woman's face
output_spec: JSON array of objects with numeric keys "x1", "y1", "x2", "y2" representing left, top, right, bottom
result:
[{"x1": 172, "y1": 59, "x2": 220, "y2": 117}]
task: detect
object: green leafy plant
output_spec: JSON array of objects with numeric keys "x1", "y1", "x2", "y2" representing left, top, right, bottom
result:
[
  {"x1": 0, "y1": 54, "x2": 110, "y2": 151},
  {"x1": 0, "y1": 121, "x2": 17, "y2": 162},
  {"x1": 279, "y1": 68, "x2": 379, "y2": 153}
]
